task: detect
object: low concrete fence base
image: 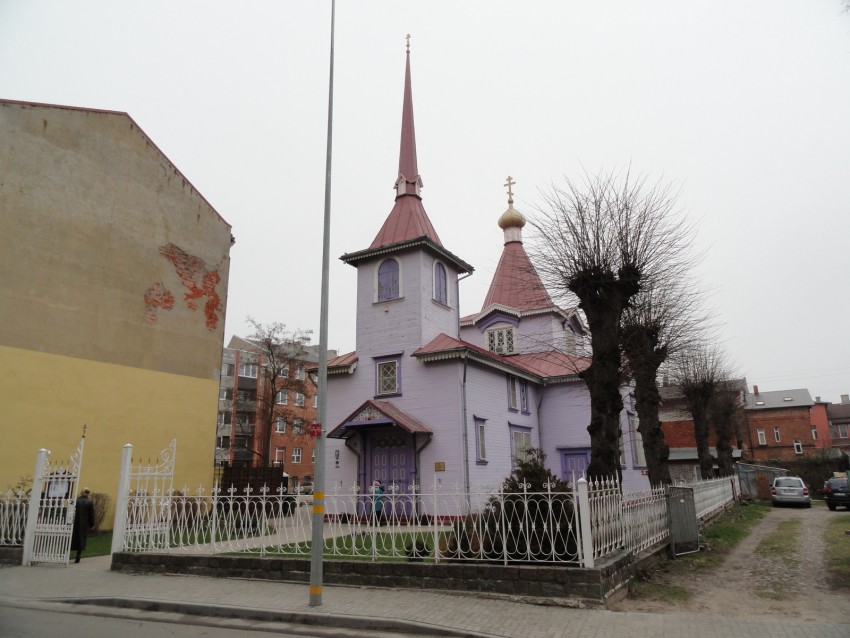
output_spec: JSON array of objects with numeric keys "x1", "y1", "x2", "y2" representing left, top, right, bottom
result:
[
  {"x1": 111, "y1": 548, "x2": 667, "y2": 608},
  {"x1": 0, "y1": 547, "x2": 22, "y2": 566}
]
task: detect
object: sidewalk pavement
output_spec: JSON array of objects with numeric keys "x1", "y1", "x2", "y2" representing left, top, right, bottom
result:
[{"x1": 0, "y1": 556, "x2": 847, "y2": 638}]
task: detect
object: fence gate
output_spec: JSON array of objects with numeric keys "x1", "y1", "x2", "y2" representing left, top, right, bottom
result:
[
  {"x1": 111, "y1": 440, "x2": 176, "y2": 554},
  {"x1": 22, "y1": 437, "x2": 86, "y2": 566}
]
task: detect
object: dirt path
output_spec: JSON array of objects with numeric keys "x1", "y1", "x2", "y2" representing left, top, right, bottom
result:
[{"x1": 612, "y1": 505, "x2": 850, "y2": 623}]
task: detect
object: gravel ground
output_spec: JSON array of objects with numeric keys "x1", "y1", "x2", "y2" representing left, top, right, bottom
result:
[{"x1": 611, "y1": 503, "x2": 850, "y2": 623}]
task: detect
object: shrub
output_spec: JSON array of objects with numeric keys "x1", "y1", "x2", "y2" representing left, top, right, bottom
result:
[
  {"x1": 486, "y1": 449, "x2": 577, "y2": 561},
  {"x1": 89, "y1": 492, "x2": 110, "y2": 532},
  {"x1": 405, "y1": 537, "x2": 430, "y2": 561}
]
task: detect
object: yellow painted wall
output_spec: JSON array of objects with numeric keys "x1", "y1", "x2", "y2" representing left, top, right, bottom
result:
[
  {"x1": 0, "y1": 101, "x2": 233, "y2": 530},
  {"x1": 0, "y1": 344, "x2": 219, "y2": 528}
]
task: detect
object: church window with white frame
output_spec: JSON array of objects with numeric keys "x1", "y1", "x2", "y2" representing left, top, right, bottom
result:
[
  {"x1": 474, "y1": 417, "x2": 487, "y2": 463},
  {"x1": 487, "y1": 327, "x2": 515, "y2": 354},
  {"x1": 376, "y1": 258, "x2": 401, "y2": 301},
  {"x1": 511, "y1": 426, "x2": 532, "y2": 467},
  {"x1": 433, "y1": 261, "x2": 448, "y2": 305},
  {"x1": 375, "y1": 356, "x2": 400, "y2": 396}
]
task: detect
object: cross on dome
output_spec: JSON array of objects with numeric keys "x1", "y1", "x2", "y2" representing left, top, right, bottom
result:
[{"x1": 504, "y1": 176, "x2": 515, "y2": 203}]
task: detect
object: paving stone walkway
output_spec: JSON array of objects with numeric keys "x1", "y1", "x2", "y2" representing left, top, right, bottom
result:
[{"x1": 0, "y1": 555, "x2": 847, "y2": 637}]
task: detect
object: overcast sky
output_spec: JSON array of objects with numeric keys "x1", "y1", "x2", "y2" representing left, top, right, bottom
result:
[{"x1": 3, "y1": 1, "x2": 849, "y2": 402}]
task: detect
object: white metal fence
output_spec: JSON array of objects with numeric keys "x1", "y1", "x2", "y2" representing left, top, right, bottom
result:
[
  {"x1": 0, "y1": 491, "x2": 28, "y2": 546},
  {"x1": 112, "y1": 475, "x2": 739, "y2": 568},
  {"x1": 111, "y1": 440, "x2": 177, "y2": 554},
  {"x1": 692, "y1": 475, "x2": 739, "y2": 520},
  {"x1": 22, "y1": 438, "x2": 85, "y2": 566}
]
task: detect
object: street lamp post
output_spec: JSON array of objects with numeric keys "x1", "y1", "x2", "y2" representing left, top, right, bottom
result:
[{"x1": 309, "y1": 0, "x2": 335, "y2": 608}]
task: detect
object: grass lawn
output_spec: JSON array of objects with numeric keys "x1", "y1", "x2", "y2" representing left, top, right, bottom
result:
[
  {"x1": 823, "y1": 512, "x2": 850, "y2": 588},
  {"x1": 249, "y1": 530, "x2": 446, "y2": 561},
  {"x1": 82, "y1": 531, "x2": 113, "y2": 558}
]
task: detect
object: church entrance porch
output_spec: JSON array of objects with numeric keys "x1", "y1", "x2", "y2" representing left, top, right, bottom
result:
[
  {"x1": 326, "y1": 399, "x2": 433, "y2": 522},
  {"x1": 366, "y1": 429, "x2": 415, "y2": 519}
]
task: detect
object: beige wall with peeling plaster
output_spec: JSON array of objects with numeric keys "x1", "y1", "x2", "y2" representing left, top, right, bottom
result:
[{"x1": 0, "y1": 101, "x2": 233, "y2": 522}]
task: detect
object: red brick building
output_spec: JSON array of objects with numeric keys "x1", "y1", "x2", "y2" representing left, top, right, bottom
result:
[
  {"x1": 826, "y1": 395, "x2": 850, "y2": 455},
  {"x1": 215, "y1": 336, "x2": 334, "y2": 489},
  {"x1": 743, "y1": 386, "x2": 823, "y2": 460},
  {"x1": 658, "y1": 381, "x2": 746, "y2": 482}
]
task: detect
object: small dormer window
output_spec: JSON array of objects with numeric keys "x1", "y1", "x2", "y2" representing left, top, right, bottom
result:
[
  {"x1": 756, "y1": 401, "x2": 765, "y2": 406},
  {"x1": 487, "y1": 327, "x2": 515, "y2": 354},
  {"x1": 783, "y1": 397, "x2": 793, "y2": 402}
]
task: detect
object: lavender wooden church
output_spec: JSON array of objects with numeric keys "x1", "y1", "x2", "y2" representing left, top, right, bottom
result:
[{"x1": 324, "y1": 47, "x2": 650, "y2": 496}]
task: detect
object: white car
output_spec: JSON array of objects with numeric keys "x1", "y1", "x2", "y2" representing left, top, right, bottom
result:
[{"x1": 770, "y1": 476, "x2": 811, "y2": 508}]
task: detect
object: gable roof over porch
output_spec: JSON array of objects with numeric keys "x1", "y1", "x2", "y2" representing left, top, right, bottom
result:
[{"x1": 327, "y1": 399, "x2": 433, "y2": 439}]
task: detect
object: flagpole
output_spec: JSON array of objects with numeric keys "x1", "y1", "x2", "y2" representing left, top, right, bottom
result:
[{"x1": 309, "y1": 0, "x2": 335, "y2": 607}]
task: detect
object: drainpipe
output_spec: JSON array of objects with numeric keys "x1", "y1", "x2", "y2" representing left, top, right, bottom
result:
[
  {"x1": 456, "y1": 270, "x2": 474, "y2": 498},
  {"x1": 536, "y1": 383, "x2": 545, "y2": 454},
  {"x1": 461, "y1": 355, "x2": 470, "y2": 496}
]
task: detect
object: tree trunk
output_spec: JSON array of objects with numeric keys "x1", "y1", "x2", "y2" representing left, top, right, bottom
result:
[
  {"x1": 710, "y1": 393, "x2": 737, "y2": 476},
  {"x1": 622, "y1": 324, "x2": 671, "y2": 486},
  {"x1": 633, "y1": 368, "x2": 672, "y2": 486},
  {"x1": 581, "y1": 311, "x2": 625, "y2": 483},
  {"x1": 690, "y1": 400, "x2": 715, "y2": 479}
]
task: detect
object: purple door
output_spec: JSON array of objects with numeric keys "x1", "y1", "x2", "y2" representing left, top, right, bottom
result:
[
  {"x1": 371, "y1": 442, "x2": 414, "y2": 518},
  {"x1": 560, "y1": 449, "x2": 590, "y2": 484}
]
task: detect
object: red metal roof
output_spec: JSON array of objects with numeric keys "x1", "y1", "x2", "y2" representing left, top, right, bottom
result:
[
  {"x1": 481, "y1": 241, "x2": 552, "y2": 311},
  {"x1": 370, "y1": 195, "x2": 441, "y2": 248},
  {"x1": 413, "y1": 333, "x2": 588, "y2": 380},
  {"x1": 327, "y1": 399, "x2": 433, "y2": 439},
  {"x1": 510, "y1": 350, "x2": 590, "y2": 378},
  {"x1": 397, "y1": 50, "x2": 419, "y2": 195},
  {"x1": 368, "y1": 47, "x2": 443, "y2": 250},
  {"x1": 327, "y1": 351, "x2": 358, "y2": 368}
]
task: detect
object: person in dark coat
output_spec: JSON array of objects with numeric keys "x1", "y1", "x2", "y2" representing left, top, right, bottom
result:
[
  {"x1": 70, "y1": 488, "x2": 95, "y2": 563},
  {"x1": 372, "y1": 480, "x2": 385, "y2": 526}
]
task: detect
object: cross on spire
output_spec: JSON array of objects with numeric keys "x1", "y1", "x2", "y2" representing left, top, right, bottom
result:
[
  {"x1": 405, "y1": 33, "x2": 411, "y2": 52},
  {"x1": 504, "y1": 176, "x2": 515, "y2": 203}
]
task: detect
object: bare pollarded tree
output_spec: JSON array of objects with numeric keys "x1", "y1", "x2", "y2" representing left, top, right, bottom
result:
[
  {"x1": 708, "y1": 379, "x2": 746, "y2": 476},
  {"x1": 527, "y1": 168, "x2": 694, "y2": 480},
  {"x1": 620, "y1": 272, "x2": 706, "y2": 486},
  {"x1": 670, "y1": 344, "x2": 736, "y2": 479}
]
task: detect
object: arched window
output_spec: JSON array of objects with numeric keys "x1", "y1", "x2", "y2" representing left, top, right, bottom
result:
[
  {"x1": 377, "y1": 258, "x2": 400, "y2": 301},
  {"x1": 433, "y1": 261, "x2": 447, "y2": 304}
]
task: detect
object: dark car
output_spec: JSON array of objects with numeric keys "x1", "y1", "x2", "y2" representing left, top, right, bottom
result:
[
  {"x1": 770, "y1": 476, "x2": 811, "y2": 508},
  {"x1": 823, "y1": 476, "x2": 850, "y2": 511}
]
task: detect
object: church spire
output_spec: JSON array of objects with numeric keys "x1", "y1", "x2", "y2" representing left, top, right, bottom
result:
[
  {"x1": 396, "y1": 34, "x2": 422, "y2": 199},
  {"x1": 370, "y1": 37, "x2": 441, "y2": 249}
]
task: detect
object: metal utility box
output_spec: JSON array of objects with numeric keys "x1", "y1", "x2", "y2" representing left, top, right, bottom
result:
[{"x1": 667, "y1": 486, "x2": 699, "y2": 556}]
